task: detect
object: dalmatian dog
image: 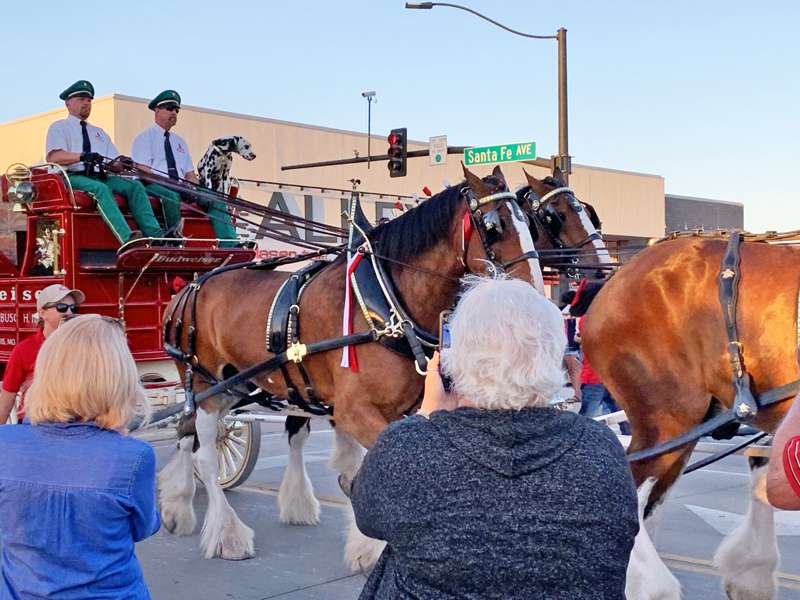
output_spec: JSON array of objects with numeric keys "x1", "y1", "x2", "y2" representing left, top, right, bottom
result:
[{"x1": 197, "y1": 136, "x2": 256, "y2": 194}]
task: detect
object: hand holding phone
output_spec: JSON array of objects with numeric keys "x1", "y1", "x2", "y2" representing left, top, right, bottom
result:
[{"x1": 420, "y1": 351, "x2": 458, "y2": 415}]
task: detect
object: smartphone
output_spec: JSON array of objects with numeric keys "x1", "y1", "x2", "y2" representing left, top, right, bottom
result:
[
  {"x1": 438, "y1": 310, "x2": 452, "y2": 350},
  {"x1": 438, "y1": 310, "x2": 454, "y2": 392}
]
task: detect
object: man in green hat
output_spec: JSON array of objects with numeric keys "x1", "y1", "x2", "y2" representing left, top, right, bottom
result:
[
  {"x1": 45, "y1": 80, "x2": 166, "y2": 244},
  {"x1": 131, "y1": 90, "x2": 238, "y2": 247}
]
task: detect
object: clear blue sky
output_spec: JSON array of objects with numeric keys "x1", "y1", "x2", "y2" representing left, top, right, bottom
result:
[{"x1": 2, "y1": 0, "x2": 797, "y2": 232}]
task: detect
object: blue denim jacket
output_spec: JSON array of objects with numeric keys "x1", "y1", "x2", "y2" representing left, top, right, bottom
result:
[{"x1": 0, "y1": 422, "x2": 160, "y2": 599}]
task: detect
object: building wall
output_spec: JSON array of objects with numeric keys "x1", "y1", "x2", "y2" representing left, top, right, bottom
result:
[
  {"x1": 665, "y1": 194, "x2": 744, "y2": 234},
  {"x1": 1, "y1": 94, "x2": 666, "y2": 239}
]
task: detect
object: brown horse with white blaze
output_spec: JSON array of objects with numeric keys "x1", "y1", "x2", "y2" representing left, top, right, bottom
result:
[
  {"x1": 157, "y1": 165, "x2": 541, "y2": 563},
  {"x1": 582, "y1": 233, "x2": 797, "y2": 599}
]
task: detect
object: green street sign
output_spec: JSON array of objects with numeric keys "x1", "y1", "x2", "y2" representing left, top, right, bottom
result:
[{"x1": 463, "y1": 141, "x2": 537, "y2": 166}]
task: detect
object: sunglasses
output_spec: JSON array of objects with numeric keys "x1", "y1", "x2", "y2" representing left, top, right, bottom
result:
[
  {"x1": 160, "y1": 105, "x2": 180, "y2": 113},
  {"x1": 46, "y1": 303, "x2": 79, "y2": 314}
]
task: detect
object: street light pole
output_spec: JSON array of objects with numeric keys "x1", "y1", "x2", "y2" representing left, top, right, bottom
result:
[
  {"x1": 556, "y1": 27, "x2": 569, "y2": 176},
  {"x1": 405, "y1": 2, "x2": 570, "y2": 182},
  {"x1": 362, "y1": 91, "x2": 377, "y2": 169}
]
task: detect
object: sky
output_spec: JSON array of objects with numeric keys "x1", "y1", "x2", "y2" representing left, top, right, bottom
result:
[{"x1": 1, "y1": 0, "x2": 798, "y2": 232}]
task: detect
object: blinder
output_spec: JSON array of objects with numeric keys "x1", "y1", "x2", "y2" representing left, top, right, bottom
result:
[{"x1": 460, "y1": 188, "x2": 523, "y2": 266}]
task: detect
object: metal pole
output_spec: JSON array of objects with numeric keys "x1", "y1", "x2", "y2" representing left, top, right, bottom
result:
[
  {"x1": 367, "y1": 96, "x2": 372, "y2": 169},
  {"x1": 556, "y1": 27, "x2": 570, "y2": 182}
]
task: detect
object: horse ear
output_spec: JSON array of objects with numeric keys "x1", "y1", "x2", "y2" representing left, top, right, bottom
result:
[
  {"x1": 462, "y1": 163, "x2": 489, "y2": 197},
  {"x1": 552, "y1": 166, "x2": 566, "y2": 186},
  {"x1": 523, "y1": 169, "x2": 550, "y2": 197},
  {"x1": 585, "y1": 202, "x2": 602, "y2": 230},
  {"x1": 491, "y1": 165, "x2": 507, "y2": 188}
]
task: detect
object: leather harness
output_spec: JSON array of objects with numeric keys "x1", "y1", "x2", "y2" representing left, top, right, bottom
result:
[{"x1": 162, "y1": 188, "x2": 531, "y2": 419}]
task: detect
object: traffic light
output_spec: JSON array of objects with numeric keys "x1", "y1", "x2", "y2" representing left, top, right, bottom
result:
[{"x1": 387, "y1": 128, "x2": 407, "y2": 178}]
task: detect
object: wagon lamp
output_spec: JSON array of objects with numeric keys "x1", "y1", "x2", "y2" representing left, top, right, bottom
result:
[
  {"x1": 5, "y1": 163, "x2": 36, "y2": 206},
  {"x1": 404, "y1": 2, "x2": 571, "y2": 180}
]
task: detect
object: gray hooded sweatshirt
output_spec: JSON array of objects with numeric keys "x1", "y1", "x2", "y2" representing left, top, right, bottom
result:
[{"x1": 352, "y1": 407, "x2": 638, "y2": 600}]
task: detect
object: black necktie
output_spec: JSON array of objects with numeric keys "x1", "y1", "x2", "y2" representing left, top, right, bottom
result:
[
  {"x1": 80, "y1": 121, "x2": 91, "y2": 154},
  {"x1": 164, "y1": 131, "x2": 179, "y2": 180}
]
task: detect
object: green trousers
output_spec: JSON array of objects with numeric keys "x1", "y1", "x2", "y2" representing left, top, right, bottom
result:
[
  {"x1": 143, "y1": 183, "x2": 182, "y2": 233},
  {"x1": 68, "y1": 174, "x2": 164, "y2": 243},
  {"x1": 208, "y1": 201, "x2": 238, "y2": 248},
  {"x1": 145, "y1": 183, "x2": 237, "y2": 246}
]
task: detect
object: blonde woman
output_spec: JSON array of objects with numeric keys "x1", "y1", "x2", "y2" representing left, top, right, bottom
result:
[
  {"x1": 0, "y1": 283, "x2": 84, "y2": 424},
  {"x1": 0, "y1": 314, "x2": 158, "y2": 599}
]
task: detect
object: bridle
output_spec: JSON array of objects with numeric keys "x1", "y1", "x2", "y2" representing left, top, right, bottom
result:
[
  {"x1": 460, "y1": 188, "x2": 538, "y2": 272},
  {"x1": 525, "y1": 186, "x2": 602, "y2": 251}
]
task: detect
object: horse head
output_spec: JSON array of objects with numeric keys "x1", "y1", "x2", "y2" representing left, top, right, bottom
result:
[
  {"x1": 460, "y1": 165, "x2": 543, "y2": 291},
  {"x1": 516, "y1": 167, "x2": 609, "y2": 277}
]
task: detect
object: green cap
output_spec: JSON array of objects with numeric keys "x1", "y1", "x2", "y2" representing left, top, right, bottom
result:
[
  {"x1": 59, "y1": 80, "x2": 95, "y2": 101},
  {"x1": 148, "y1": 90, "x2": 182, "y2": 111}
]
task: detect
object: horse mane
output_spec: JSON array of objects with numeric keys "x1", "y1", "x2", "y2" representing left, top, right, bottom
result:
[
  {"x1": 366, "y1": 184, "x2": 461, "y2": 263},
  {"x1": 366, "y1": 175, "x2": 502, "y2": 263}
]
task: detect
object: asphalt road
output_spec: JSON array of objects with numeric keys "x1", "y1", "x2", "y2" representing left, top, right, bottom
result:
[{"x1": 136, "y1": 421, "x2": 800, "y2": 600}]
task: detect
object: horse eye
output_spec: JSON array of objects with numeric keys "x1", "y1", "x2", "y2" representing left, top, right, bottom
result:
[{"x1": 558, "y1": 212, "x2": 567, "y2": 221}]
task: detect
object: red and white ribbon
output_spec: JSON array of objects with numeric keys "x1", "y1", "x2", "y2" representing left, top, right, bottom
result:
[{"x1": 340, "y1": 249, "x2": 364, "y2": 372}]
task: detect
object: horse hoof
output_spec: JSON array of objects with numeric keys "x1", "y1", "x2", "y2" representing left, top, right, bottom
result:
[
  {"x1": 159, "y1": 503, "x2": 196, "y2": 536},
  {"x1": 345, "y1": 522, "x2": 386, "y2": 574},
  {"x1": 723, "y1": 581, "x2": 774, "y2": 600}
]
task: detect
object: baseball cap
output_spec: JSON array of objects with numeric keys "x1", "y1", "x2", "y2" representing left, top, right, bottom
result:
[{"x1": 36, "y1": 284, "x2": 86, "y2": 311}]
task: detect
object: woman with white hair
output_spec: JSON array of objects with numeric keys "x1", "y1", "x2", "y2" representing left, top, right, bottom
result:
[
  {"x1": 0, "y1": 314, "x2": 158, "y2": 599},
  {"x1": 351, "y1": 276, "x2": 638, "y2": 599}
]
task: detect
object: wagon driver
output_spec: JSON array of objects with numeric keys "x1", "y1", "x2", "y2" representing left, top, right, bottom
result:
[
  {"x1": 131, "y1": 90, "x2": 238, "y2": 246},
  {"x1": 45, "y1": 79, "x2": 166, "y2": 244},
  {"x1": 0, "y1": 284, "x2": 84, "y2": 424}
]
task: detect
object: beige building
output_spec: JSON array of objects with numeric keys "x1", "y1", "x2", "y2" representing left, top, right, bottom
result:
[{"x1": 1, "y1": 93, "x2": 665, "y2": 252}]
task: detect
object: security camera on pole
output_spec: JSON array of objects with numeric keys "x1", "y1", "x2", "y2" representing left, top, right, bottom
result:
[{"x1": 361, "y1": 91, "x2": 376, "y2": 168}]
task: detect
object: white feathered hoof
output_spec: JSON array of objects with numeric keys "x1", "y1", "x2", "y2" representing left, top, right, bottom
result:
[
  {"x1": 278, "y1": 478, "x2": 321, "y2": 526},
  {"x1": 157, "y1": 448, "x2": 197, "y2": 536},
  {"x1": 344, "y1": 518, "x2": 386, "y2": 574},
  {"x1": 722, "y1": 580, "x2": 775, "y2": 600},
  {"x1": 202, "y1": 511, "x2": 256, "y2": 561},
  {"x1": 159, "y1": 497, "x2": 197, "y2": 536}
]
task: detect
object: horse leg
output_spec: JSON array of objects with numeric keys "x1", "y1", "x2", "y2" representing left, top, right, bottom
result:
[
  {"x1": 328, "y1": 425, "x2": 383, "y2": 572},
  {"x1": 157, "y1": 429, "x2": 197, "y2": 535},
  {"x1": 330, "y1": 409, "x2": 389, "y2": 574},
  {"x1": 714, "y1": 456, "x2": 778, "y2": 600},
  {"x1": 625, "y1": 422, "x2": 699, "y2": 599},
  {"x1": 195, "y1": 404, "x2": 255, "y2": 560},
  {"x1": 625, "y1": 478, "x2": 683, "y2": 600},
  {"x1": 277, "y1": 416, "x2": 321, "y2": 525},
  {"x1": 330, "y1": 422, "x2": 365, "y2": 490}
]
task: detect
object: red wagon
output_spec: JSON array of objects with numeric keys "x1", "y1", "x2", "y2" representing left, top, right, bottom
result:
[{"x1": 1, "y1": 163, "x2": 262, "y2": 487}]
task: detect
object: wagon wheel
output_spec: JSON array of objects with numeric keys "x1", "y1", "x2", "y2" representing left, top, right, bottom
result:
[{"x1": 195, "y1": 416, "x2": 261, "y2": 490}]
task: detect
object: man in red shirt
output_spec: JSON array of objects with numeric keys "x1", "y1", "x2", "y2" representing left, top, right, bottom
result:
[
  {"x1": 767, "y1": 398, "x2": 800, "y2": 509},
  {"x1": 0, "y1": 284, "x2": 85, "y2": 423}
]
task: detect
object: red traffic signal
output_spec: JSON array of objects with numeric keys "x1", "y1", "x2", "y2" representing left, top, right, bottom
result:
[{"x1": 387, "y1": 127, "x2": 407, "y2": 178}]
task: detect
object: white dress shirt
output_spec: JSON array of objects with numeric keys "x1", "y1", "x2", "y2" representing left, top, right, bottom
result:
[
  {"x1": 45, "y1": 114, "x2": 119, "y2": 172},
  {"x1": 131, "y1": 124, "x2": 194, "y2": 178}
]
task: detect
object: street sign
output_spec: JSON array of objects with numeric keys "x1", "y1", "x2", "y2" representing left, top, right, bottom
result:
[
  {"x1": 463, "y1": 141, "x2": 537, "y2": 166},
  {"x1": 429, "y1": 135, "x2": 447, "y2": 166}
]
